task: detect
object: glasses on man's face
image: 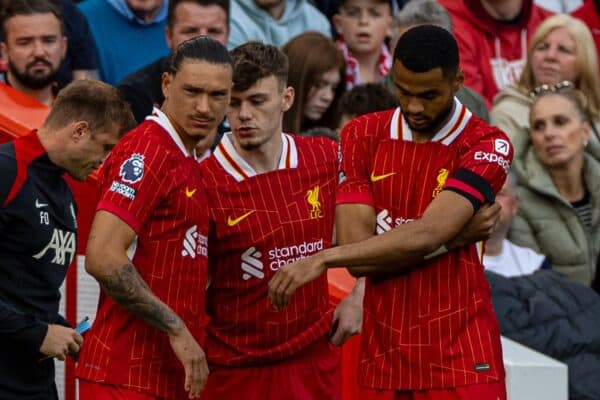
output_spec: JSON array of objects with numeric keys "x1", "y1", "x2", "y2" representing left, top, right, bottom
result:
[{"x1": 529, "y1": 80, "x2": 574, "y2": 98}]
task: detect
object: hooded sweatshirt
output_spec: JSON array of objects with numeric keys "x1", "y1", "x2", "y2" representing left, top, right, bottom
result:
[
  {"x1": 438, "y1": 0, "x2": 551, "y2": 108},
  {"x1": 227, "y1": 0, "x2": 331, "y2": 49},
  {"x1": 79, "y1": 0, "x2": 169, "y2": 85}
]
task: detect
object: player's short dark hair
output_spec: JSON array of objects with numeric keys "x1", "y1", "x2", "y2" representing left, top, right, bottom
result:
[
  {"x1": 0, "y1": 0, "x2": 63, "y2": 40},
  {"x1": 45, "y1": 80, "x2": 136, "y2": 137},
  {"x1": 230, "y1": 41, "x2": 288, "y2": 92},
  {"x1": 168, "y1": 35, "x2": 233, "y2": 75},
  {"x1": 393, "y1": 24, "x2": 459, "y2": 79},
  {"x1": 337, "y1": 83, "x2": 397, "y2": 118},
  {"x1": 167, "y1": 0, "x2": 230, "y2": 30}
]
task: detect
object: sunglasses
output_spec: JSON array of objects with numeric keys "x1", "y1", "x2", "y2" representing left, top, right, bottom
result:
[{"x1": 529, "y1": 80, "x2": 575, "y2": 98}]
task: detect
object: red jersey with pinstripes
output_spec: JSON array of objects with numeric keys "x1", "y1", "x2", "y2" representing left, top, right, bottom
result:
[
  {"x1": 200, "y1": 133, "x2": 337, "y2": 367},
  {"x1": 76, "y1": 111, "x2": 209, "y2": 399},
  {"x1": 337, "y1": 98, "x2": 512, "y2": 390}
]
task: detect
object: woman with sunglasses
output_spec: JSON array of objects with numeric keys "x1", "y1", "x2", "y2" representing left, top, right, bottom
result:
[
  {"x1": 491, "y1": 14, "x2": 600, "y2": 163},
  {"x1": 508, "y1": 87, "x2": 600, "y2": 288}
]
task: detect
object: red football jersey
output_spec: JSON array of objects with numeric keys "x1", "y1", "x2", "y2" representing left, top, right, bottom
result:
[
  {"x1": 200, "y1": 133, "x2": 337, "y2": 367},
  {"x1": 337, "y1": 98, "x2": 512, "y2": 390},
  {"x1": 76, "y1": 109, "x2": 209, "y2": 399}
]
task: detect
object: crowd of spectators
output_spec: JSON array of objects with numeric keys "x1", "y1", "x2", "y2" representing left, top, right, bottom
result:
[{"x1": 1, "y1": 0, "x2": 599, "y2": 398}]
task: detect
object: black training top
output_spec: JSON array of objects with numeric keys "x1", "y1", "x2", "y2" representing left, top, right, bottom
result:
[{"x1": 0, "y1": 131, "x2": 77, "y2": 399}]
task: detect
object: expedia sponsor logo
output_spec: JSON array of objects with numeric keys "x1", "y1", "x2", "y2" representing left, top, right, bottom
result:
[
  {"x1": 474, "y1": 151, "x2": 511, "y2": 172},
  {"x1": 376, "y1": 209, "x2": 414, "y2": 234},
  {"x1": 494, "y1": 139, "x2": 510, "y2": 156},
  {"x1": 181, "y1": 225, "x2": 208, "y2": 259}
]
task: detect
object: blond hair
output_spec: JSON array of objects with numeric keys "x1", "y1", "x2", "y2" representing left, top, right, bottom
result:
[{"x1": 518, "y1": 14, "x2": 600, "y2": 118}]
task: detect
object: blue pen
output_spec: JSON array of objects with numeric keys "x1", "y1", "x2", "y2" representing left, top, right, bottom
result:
[{"x1": 75, "y1": 316, "x2": 91, "y2": 334}]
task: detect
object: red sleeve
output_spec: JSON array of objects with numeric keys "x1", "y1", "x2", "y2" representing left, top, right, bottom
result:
[
  {"x1": 336, "y1": 118, "x2": 375, "y2": 206},
  {"x1": 96, "y1": 142, "x2": 170, "y2": 234},
  {"x1": 444, "y1": 128, "x2": 513, "y2": 211}
]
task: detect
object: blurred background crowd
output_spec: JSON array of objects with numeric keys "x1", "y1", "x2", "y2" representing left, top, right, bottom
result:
[{"x1": 0, "y1": 0, "x2": 599, "y2": 398}]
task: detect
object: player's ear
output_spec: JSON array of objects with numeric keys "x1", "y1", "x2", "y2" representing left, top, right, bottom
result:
[
  {"x1": 282, "y1": 86, "x2": 294, "y2": 112},
  {"x1": 452, "y1": 68, "x2": 464, "y2": 94},
  {"x1": 161, "y1": 72, "x2": 172, "y2": 101},
  {"x1": 165, "y1": 26, "x2": 174, "y2": 50},
  {"x1": 71, "y1": 121, "x2": 90, "y2": 141}
]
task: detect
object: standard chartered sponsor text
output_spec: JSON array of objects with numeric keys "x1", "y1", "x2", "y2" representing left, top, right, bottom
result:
[{"x1": 267, "y1": 239, "x2": 324, "y2": 270}]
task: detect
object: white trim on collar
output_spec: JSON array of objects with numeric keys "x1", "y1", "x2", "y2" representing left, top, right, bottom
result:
[
  {"x1": 213, "y1": 132, "x2": 298, "y2": 182},
  {"x1": 146, "y1": 107, "x2": 199, "y2": 160},
  {"x1": 390, "y1": 97, "x2": 472, "y2": 145}
]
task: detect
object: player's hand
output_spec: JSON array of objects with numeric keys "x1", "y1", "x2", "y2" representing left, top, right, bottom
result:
[
  {"x1": 448, "y1": 203, "x2": 501, "y2": 249},
  {"x1": 330, "y1": 292, "x2": 363, "y2": 346},
  {"x1": 169, "y1": 326, "x2": 209, "y2": 399},
  {"x1": 268, "y1": 254, "x2": 327, "y2": 309},
  {"x1": 39, "y1": 324, "x2": 83, "y2": 361}
]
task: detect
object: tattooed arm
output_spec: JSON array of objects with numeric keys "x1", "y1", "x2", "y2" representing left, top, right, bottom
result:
[{"x1": 85, "y1": 210, "x2": 207, "y2": 399}]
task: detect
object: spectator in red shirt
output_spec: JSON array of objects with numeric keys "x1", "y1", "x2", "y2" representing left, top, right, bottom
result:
[{"x1": 438, "y1": 0, "x2": 551, "y2": 108}]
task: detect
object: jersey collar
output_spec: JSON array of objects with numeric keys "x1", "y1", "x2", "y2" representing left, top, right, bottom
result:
[
  {"x1": 213, "y1": 132, "x2": 298, "y2": 182},
  {"x1": 146, "y1": 107, "x2": 200, "y2": 160},
  {"x1": 390, "y1": 97, "x2": 472, "y2": 145}
]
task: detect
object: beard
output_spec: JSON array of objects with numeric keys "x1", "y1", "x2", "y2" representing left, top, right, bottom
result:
[
  {"x1": 8, "y1": 58, "x2": 59, "y2": 90},
  {"x1": 405, "y1": 99, "x2": 455, "y2": 136}
]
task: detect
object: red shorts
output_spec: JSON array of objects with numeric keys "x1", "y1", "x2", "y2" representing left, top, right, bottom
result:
[
  {"x1": 200, "y1": 338, "x2": 341, "y2": 400},
  {"x1": 360, "y1": 381, "x2": 507, "y2": 400},
  {"x1": 78, "y1": 380, "x2": 162, "y2": 400}
]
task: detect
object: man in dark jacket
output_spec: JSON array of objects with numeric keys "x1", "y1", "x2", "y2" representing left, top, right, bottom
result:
[{"x1": 0, "y1": 80, "x2": 135, "y2": 399}]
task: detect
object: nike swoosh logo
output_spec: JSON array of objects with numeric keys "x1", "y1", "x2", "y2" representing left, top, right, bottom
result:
[
  {"x1": 227, "y1": 210, "x2": 255, "y2": 227},
  {"x1": 370, "y1": 172, "x2": 396, "y2": 182},
  {"x1": 35, "y1": 199, "x2": 48, "y2": 208},
  {"x1": 185, "y1": 188, "x2": 197, "y2": 198}
]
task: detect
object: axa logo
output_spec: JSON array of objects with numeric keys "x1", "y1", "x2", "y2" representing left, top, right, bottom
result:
[
  {"x1": 306, "y1": 186, "x2": 322, "y2": 219},
  {"x1": 376, "y1": 210, "x2": 393, "y2": 234},
  {"x1": 181, "y1": 225, "x2": 208, "y2": 259},
  {"x1": 32, "y1": 228, "x2": 76, "y2": 266},
  {"x1": 241, "y1": 247, "x2": 263, "y2": 280}
]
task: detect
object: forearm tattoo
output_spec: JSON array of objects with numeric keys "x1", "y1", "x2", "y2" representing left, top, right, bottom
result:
[{"x1": 97, "y1": 263, "x2": 183, "y2": 334}]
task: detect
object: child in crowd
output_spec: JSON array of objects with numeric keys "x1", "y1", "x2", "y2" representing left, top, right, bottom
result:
[{"x1": 333, "y1": 0, "x2": 393, "y2": 89}]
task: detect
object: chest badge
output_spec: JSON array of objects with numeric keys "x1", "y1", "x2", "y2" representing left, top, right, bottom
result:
[
  {"x1": 432, "y1": 168, "x2": 449, "y2": 198},
  {"x1": 306, "y1": 186, "x2": 322, "y2": 219}
]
